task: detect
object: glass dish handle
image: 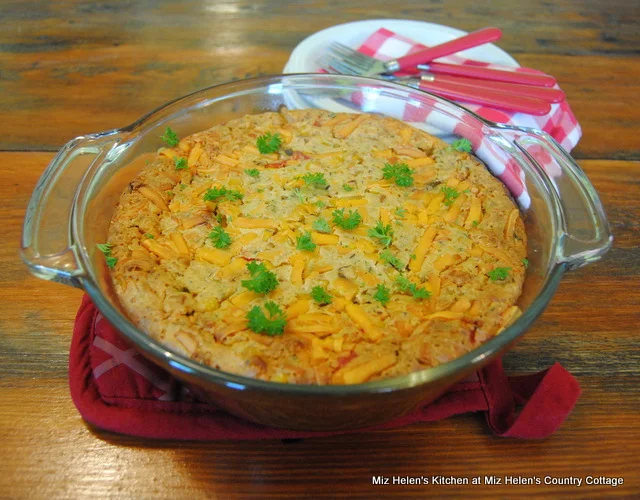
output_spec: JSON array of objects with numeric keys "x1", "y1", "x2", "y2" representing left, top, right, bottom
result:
[
  {"x1": 513, "y1": 129, "x2": 613, "y2": 270},
  {"x1": 21, "y1": 132, "x2": 120, "y2": 287}
]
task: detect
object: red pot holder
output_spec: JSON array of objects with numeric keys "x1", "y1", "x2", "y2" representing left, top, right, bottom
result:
[{"x1": 69, "y1": 296, "x2": 581, "y2": 440}]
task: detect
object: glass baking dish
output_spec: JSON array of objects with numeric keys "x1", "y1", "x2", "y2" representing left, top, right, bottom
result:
[{"x1": 21, "y1": 74, "x2": 612, "y2": 431}]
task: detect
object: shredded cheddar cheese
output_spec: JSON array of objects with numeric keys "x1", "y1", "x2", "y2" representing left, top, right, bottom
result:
[{"x1": 107, "y1": 109, "x2": 526, "y2": 385}]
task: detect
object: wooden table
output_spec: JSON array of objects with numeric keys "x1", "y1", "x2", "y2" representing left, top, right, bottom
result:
[{"x1": 1, "y1": 1, "x2": 638, "y2": 497}]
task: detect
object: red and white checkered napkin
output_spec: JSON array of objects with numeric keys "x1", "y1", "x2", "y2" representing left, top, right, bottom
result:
[{"x1": 351, "y1": 29, "x2": 582, "y2": 207}]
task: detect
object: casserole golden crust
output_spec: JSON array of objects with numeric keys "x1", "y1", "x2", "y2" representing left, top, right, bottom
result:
[{"x1": 106, "y1": 108, "x2": 527, "y2": 385}]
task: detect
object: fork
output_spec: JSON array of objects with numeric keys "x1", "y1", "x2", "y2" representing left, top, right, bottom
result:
[{"x1": 326, "y1": 27, "x2": 502, "y2": 77}]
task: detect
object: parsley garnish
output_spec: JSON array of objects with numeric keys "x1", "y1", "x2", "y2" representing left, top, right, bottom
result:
[
  {"x1": 97, "y1": 243, "x2": 117, "y2": 269},
  {"x1": 522, "y1": 258, "x2": 529, "y2": 268},
  {"x1": 368, "y1": 221, "x2": 394, "y2": 248},
  {"x1": 241, "y1": 261, "x2": 279, "y2": 294},
  {"x1": 144, "y1": 233, "x2": 154, "y2": 239},
  {"x1": 380, "y1": 250, "x2": 404, "y2": 271},
  {"x1": 302, "y1": 172, "x2": 328, "y2": 188},
  {"x1": 247, "y1": 301, "x2": 286, "y2": 336},
  {"x1": 395, "y1": 207, "x2": 406, "y2": 218},
  {"x1": 472, "y1": 220, "x2": 479, "y2": 227},
  {"x1": 441, "y1": 186, "x2": 460, "y2": 207},
  {"x1": 245, "y1": 168, "x2": 260, "y2": 178},
  {"x1": 383, "y1": 162, "x2": 414, "y2": 187},
  {"x1": 174, "y1": 157, "x2": 188, "y2": 170},
  {"x1": 160, "y1": 127, "x2": 179, "y2": 147},
  {"x1": 209, "y1": 226, "x2": 232, "y2": 249},
  {"x1": 96, "y1": 243, "x2": 112, "y2": 254},
  {"x1": 292, "y1": 188, "x2": 306, "y2": 203},
  {"x1": 256, "y1": 132, "x2": 282, "y2": 154},
  {"x1": 296, "y1": 232, "x2": 317, "y2": 252},
  {"x1": 373, "y1": 284, "x2": 391, "y2": 305},
  {"x1": 452, "y1": 138, "x2": 472, "y2": 153},
  {"x1": 179, "y1": 183, "x2": 187, "y2": 190},
  {"x1": 315, "y1": 200, "x2": 327, "y2": 209},
  {"x1": 342, "y1": 183, "x2": 354, "y2": 192},
  {"x1": 312, "y1": 217, "x2": 331, "y2": 233},
  {"x1": 310, "y1": 286, "x2": 332, "y2": 305},
  {"x1": 396, "y1": 276, "x2": 431, "y2": 299},
  {"x1": 332, "y1": 208, "x2": 362, "y2": 230},
  {"x1": 487, "y1": 267, "x2": 511, "y2": 281},
  {"x1": 203, "y1": 186, "x2": 243, "y2": 202}
]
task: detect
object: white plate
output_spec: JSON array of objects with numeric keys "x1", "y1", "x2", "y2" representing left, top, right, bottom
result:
[{"x1": 283, "y1": 19, "x2": 519, "y2": 73}]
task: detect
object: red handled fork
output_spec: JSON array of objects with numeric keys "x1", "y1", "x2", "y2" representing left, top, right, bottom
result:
[{"x1": 325, "y1": 27, "x2": 503, "y2": 77}]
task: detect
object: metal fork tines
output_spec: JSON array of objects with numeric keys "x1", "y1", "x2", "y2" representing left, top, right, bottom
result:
[
  {"x1": 319, "y1": 56, "x2": 395, "y2": 81},
  {"x1": 318, "y1": 55, "x2": 360, "y2": 76},
  {"x1": 325, "y1": 42, "x2": 390, "y2": 75}
]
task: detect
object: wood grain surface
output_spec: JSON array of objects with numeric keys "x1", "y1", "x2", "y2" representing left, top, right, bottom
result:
[{"x1": 1, "y1": 0, "x2": 639, "y2": 498}]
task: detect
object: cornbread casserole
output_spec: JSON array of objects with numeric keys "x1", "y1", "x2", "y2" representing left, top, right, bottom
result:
[{"x1": 105, "y1": 108, "x2": 527, "y2": 385}]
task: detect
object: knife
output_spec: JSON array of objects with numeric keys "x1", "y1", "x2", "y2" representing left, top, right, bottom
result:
[
  {"x1": 416, "y1": 62, "x2": 557, "y2": 87},
  {"x1": 409, "y1": 73, "x2": 565, "y2": 102},
  {"x1": 404, "y1": 78, "x2": 552, "y2": 115}
]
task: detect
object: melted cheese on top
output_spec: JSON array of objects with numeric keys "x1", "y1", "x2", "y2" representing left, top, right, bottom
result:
[{"x1": 107, "y1": 109, "x2": 527, "y2": 385}]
